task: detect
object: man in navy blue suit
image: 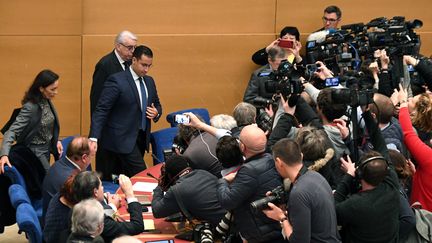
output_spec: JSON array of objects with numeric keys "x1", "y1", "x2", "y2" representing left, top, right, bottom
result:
[
  {"x1": 90, "y1": 45, "x2": 162, "y2": 178},
  {"x1": 42, "y1": 136, "x2": 96, "y2": 219}
]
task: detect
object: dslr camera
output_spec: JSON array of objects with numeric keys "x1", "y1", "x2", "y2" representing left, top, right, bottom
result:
[
  {"x1": 250, "y1": 185, "x2": 287, "y2": 212},
  {"x1": 265, "y1": 60, "x2": 304, "y2": 101}
]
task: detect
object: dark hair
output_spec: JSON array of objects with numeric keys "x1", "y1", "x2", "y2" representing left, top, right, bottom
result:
[
  {"x1": 317, "y1": 88, "x2": 347, "y2": 121},
  {"x1": 388, "y1": 149, "x2": 412, "y2": 183},
  {"x1": 60, "y1": 171, "x2": 79, "y2": 205},
  {"x1": 165, "y1": 154, "x2": 191, "y2": 177},
  {"x1": 72, "y1": 171, "x2": 101, "y2": 202},
  {"x1": 280, "y1": 26, "x2": 300, "y2": 41},
  {"x1": 66, "y1": 137, "x2": 90, "y2": 161},
  {"x1": 324, "y1": 5, "x2": 342, "y2": 19},
  {"x1": 177, "y1": 115, "x2": 204, "y2": 143},
  {"x1": 272, "y1": 138, "x2": 302, "y2": 166},
  {"x1": 358, "y1": 151, "x2": 389, "y2": 186},
  {"x1": 22, "y1": 69, "x2": 59, "y2": 104},
  {"x1": 216, "y1": 136, "x2": 244, "y2": 168},
  {"x1": 133, "y1": 45, "x2": 153, "y2": 59}
]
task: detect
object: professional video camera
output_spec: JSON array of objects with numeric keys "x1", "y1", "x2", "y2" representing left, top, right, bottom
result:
[
  {"x1": 264, "y1": 60, "x2": 304, "y2": 100},
  {"x1": 366, "y1": 16, "x2": 422, "y2": 56},
  {"x1": 250, "y1": 185, "x2": 287, "y2": 212},
  {"x1": 331, "y1": 71, "x2": 374, "y2": 107}
]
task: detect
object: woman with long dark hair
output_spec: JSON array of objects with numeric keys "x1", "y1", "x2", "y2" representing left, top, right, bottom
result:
[{"x1": 0, "y1": 69, "x2": 62, "y2": 173}]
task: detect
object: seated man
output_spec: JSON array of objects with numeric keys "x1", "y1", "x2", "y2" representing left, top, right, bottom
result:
[
  {"x1": 42, "y1": 136, "x2": 96, "y2": 218},
  {"x1": 67, "y1": 198, "x2": 105, "y2": 243},
  {"x1": 217, "y1": 125, "x2": 284, "y2": 243},
  {"x1": 152, "y1": 155, "x2": 226, "y2": 226},
  {"x1": 72, "y1": 171, "x2": 144, "y2": 242}
]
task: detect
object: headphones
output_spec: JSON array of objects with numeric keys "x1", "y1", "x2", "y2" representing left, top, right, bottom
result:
[{"x1": 355, "y1": 155, "x2": 389, "y2": 180}]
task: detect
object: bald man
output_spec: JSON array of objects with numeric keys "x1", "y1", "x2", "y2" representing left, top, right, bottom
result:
[{"x1": 217, "y1": 125, "x2": 284, "y2": 243}]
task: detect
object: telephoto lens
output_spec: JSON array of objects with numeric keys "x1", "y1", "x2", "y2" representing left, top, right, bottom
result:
[
  {"x1": 200, "y1": 222, "x2": 214, "y2": 243},
  {"x1": 215, "y1": 212, "x2": 232, "y2": 236}
]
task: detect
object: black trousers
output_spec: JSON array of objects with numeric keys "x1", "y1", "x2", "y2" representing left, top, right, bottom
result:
[{"x1": 96, "y1": 131, "x2": 147, "y2": 180}]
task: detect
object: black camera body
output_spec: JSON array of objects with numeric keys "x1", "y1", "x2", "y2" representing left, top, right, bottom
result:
[
  {"x1": 264, "y1": 60, "x2": 304, "y2": 100},
  {"x1": 250, "y1": 185, "x2": 287, "y2": 212},
  {"x1": 332, "y1": 88, "x2": 374, "y2": 107},
  {"x1": 252, "y1": 97, "x2": 274, "y2": 133}
]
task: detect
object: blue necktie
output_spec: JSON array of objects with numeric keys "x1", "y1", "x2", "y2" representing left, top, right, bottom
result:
[{"x1": 138, "y1": 77, "x2": 147, "y2": 130}]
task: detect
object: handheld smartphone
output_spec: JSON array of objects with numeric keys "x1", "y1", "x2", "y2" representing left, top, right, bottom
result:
[
  {"x1": 407, "y1": 64, "x2": 415, "y2": 72},
  {"x1": 325, "y1": 77, "x2": 340, "y2": 87},
  {"x1": 175, "y1": 114, "x2": 190, "y2": 124},
  {"x1": 278, "y1": 39, "x2": 294, "y2": 49},
  {"x1": 305, "y1": 64, "x2": 319, "y2": 74}
]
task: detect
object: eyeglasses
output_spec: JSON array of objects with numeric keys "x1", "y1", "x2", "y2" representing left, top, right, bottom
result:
[
  {"x1": 119, "y1": 43, "x2": 136, "y2": 51},
  {"x1": 322, "y1": 16, "x2": 339, "y2": 23}
]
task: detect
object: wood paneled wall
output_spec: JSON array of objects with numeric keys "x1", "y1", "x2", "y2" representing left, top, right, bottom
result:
[{"x1": 1, "y1": 0, "x2": 431, "y2": 140}]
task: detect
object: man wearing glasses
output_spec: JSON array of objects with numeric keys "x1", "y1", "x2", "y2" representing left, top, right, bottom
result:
[
  {"x1": 90, "y1": 30, "x2": 137, "y2": 181},
  {"x1": 322, "y1": 5, "x2": 342, "y2": 31}
]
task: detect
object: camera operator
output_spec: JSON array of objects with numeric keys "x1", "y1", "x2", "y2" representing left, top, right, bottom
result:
[
  {"x1": 333, "y1": 107, "x2": 400, "y2": 242},
  {"x1": 251, "y1": 26, "x2": 303, "y2": 66},
  {"x1": 244, "y1": 46, "x2": 288, "y2": 105},
  {"x1": 151, "y1": 155, "x2": 226, "y2": 226},
  {"x1": 403, "y1": 55, "x2": 432, "y2": 92},
  {"x1": 218, "y1": 124, "x2": 284, "y2": 243},
  {"x1": 263, "y1": 138, "x2": 341, "y2": 242}
]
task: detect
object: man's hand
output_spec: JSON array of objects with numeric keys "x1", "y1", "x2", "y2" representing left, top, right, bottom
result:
[
  {"x1": 89, "y1": 140, "x2": 98, "y2": 154},
  {"x1": 281, "y1": 95, "x2": 296, "y2": 115},
  {"x1": 314, "y1": 61, "x2": 333, "y2": 80},
  {"x1": 57, "y1": 141, "x2": 64, "y2": 157},
  {"x1": 397, "y1": 84, "x2": 408, "y2": 108},
  {"x1": 223, "y1": 172, "x2": 237, "y2": 183},
  {"x1": 403, "y1": 55, "x2": 418, "y2": 66},
  {"x1": 340, "y1": 155, "x2": 356, "y2": 177},
  {"x1": 333, "y1": 118, "x2": 349, "y2": 140},
  {"x1": 146, "y1": 103, "x2": 159, "y2": 120},
  {"x1": 0, "y1": 156, "x2": 12, "y2": 174},
  {"x1": 263, "y1": 202, "x2": 286, "y2": 222},
  {"x1": 119, "y1": 174, "x2": 134, "y2": 199},
  {"x1": 184, "y1": 112, "x2": 205, "y2": 130},
  {"x1": 379, "y1": 49, "x2": 390, "y2": 69},
  {"x1": 106, "y1": 192, "x2": 121, "y2": 209}
]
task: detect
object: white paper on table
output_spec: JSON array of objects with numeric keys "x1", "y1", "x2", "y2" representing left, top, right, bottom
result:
[{"x1": 132, "y1": 181, "x2": 158, "y2": 192}]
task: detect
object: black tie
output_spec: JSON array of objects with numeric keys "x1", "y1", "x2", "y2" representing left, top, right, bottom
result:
[
  {"x1": 138, "y1": 77, "x2": 147, "y2": 130},
  {"x1": 123, "y1": 61, "x2": 130, "y2": 70}
]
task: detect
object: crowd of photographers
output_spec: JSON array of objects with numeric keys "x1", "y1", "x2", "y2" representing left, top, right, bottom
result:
[{"x1": 150, "y1": 5, "x2": 432, "y2": 243}]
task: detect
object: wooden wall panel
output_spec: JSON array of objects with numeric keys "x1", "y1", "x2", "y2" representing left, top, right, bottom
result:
[
  {"x1": 0, "y1": 0, "x2": 81, "y2": 35},
  {"x1": 276, "y1": 0, "x2": 432, "y2": 35},
  {"x1": 82, "y1": 0, "x2": 276, "y2": 34},
  {"x1": 0, "y1": 36, "x2": 82, "y2": 138},
  {"x1": 80, "y1": 34, "x2": 275, "y2": 135}
]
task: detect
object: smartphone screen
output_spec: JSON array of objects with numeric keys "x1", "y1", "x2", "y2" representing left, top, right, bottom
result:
[
  {"x1": 278, "y1": 40, "x2": 294, "y2": 49},
  {"x1": 325, "y1": 77, "x2": 340, "y2": 87},
  {"x1": 175, "y1": 114, "x2": 190, "y2": 124}
]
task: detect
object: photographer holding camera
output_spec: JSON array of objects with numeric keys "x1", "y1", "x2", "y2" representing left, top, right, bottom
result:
[
  {"x1": 152, "y1": 154, "x2": 226, "y2": 227},
  {"x1": 263, "y1": 138, "x2": 341, "y2": 243}
]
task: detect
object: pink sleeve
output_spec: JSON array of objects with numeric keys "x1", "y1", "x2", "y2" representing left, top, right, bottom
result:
[{"x1": 399, "y1": 107, "x2": 432, "y2": 168}]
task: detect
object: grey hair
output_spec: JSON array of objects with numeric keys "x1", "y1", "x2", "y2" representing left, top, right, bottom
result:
[
  {"x1": 114, "y1": 30, "x2": 138, "y2": 45},
  {"x1": 233, "y1": 102, "x2": 256, "y2": 127},
  {"x1": 210, "y1": 114, "x2": 237, "y2": 130},
  {"x1": 71, "y1": 198, "x2": 104, "y2": 236}
]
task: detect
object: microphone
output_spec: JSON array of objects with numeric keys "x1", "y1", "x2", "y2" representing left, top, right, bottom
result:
[{"x1": 307, "y1": 28, "x2": 337, "y2": 43}]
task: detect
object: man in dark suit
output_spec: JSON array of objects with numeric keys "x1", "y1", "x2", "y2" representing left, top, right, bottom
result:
[
  {"x1": 42, "y1": 136, "x2": 96, "y2": 219},
  {"x1": 90, "y1": 31, "x2": 138, "y2": 180},
  {"x1": 90, "y1": 45, "x2": 162, "y2": 178}
]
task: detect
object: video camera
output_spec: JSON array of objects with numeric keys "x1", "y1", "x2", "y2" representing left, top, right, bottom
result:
[
  {"x1": 331, "y1": 72, "x2": 375, "y2": 107},
  {"x1": 264, "y1": 60, "x2": 304, "y2": 100},
  {"x1": 250, "y1": 185, "x2": 287, "y2": 212}
]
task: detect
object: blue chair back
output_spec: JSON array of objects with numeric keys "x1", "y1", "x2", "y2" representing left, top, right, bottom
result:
[
  {"x1": 166, "y1": 108, "x2": 210, "y2": 127},
  {"x1": 8, "y1": 184, "x2": 31, "y2": 209},
  {"x1": 16, "y1": 203, "x2": 42, "y2": 243},
  {"x1": 60, "y1": 135, "x2": 76, "y2": 159},
  {"x1": 150, "y1": 127, "x2": 179, "y2": 164},
  {"x1": 4, "y1": 166, "x2": 27, "y2": 191}
]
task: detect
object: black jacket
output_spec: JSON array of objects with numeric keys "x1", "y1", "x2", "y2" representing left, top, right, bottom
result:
[{"x1": 217, "y1": 153, "x2": 283, "y2": 243}]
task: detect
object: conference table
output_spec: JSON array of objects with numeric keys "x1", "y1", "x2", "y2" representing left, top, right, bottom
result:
[{"x1": 115, "y1": 163, "x2": 190, "y2": 243}]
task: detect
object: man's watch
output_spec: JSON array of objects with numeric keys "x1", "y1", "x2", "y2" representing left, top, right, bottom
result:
[{"x1": 279, "y1": 216, "x2": 288, "y2": 226}]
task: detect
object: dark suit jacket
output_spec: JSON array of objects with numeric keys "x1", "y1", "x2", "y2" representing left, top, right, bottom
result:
[
  {"x1": 101, "y1": 201, "x2": 144, "y2": 242},
  {"x1": 42, "y1": 156, "x2": 79, "y2": 218},
  {"x1": 90, "y1": 69, "x2": 162, "y2": 154},
  {"x1": 90, "y1": 50, "x2": 124, "y2": 115}
]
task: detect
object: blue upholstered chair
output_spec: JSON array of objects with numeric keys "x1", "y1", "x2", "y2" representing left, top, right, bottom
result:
[
  {"x1": 8, "y1": 184, "x2": 31, "y2": 209},
  {"x1": 60, "y1": 135, "x2": 76, "y2": 159},
  {"x1": 16, "y1": 203, "x2": 42, "y2": 243},
  {"x1": 166, "y1": 108, "x2": 210, "y2": 127},
  {"x1": 150, "y1": 127, "x2": 179, "y2": 164}
]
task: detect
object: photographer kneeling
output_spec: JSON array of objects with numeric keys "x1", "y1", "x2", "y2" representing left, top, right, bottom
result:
[
  {"x1": 151, "y1": 154, "x2": 226, "y2": 227},
  {"x1": 263, "y1": 139, "x2": 341, "y2": 243}
]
